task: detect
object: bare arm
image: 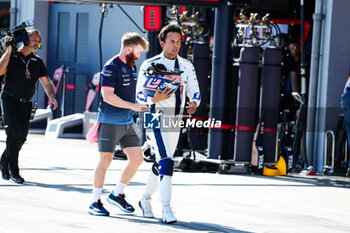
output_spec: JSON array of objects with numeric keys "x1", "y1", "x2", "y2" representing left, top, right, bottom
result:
[
  {"x1": 102, "y1": 86, "x2": 148, "y2": 112},
  {"x1": 290, "y1": 71, "x2": 300, "y2": 93},
  {"x1": 39, "y1": 76, "x2": 58, "y2": 110},
  {"x1": 186, "y1": 101, "x2": 198, "y2": 115},
  {"x1": 0, "y1": 44, "x2": 12, "y2": 76}
]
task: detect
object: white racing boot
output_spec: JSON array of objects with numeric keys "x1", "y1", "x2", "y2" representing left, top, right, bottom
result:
[
  {"x1": 159, "y1": 175, "x2": 176, "y2": 223},
  {"x1": 139, "y1": 168, "x2": 158, "y2": 218},
  {"x1": 139, "y1": 195, "x2": 154, "y2": 218},
  {"x1": 162, "y1": 204, "x2": 177, "y2": 224}
]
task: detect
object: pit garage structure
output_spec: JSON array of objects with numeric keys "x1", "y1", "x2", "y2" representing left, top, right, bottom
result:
[{"x1": 7, "y1": 0, "x2": 350, "y2": 173}]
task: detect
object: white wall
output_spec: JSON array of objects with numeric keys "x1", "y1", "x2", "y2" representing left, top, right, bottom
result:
[
  {"x1": 16, "y1": 0, "x2": 35, "y2": 23},
  {"x1": 314, "y1": 0, "x2": 350, "y2": 171}
]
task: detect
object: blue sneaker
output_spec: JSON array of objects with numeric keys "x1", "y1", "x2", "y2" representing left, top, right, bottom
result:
[
  {"x1": 107, "y1": 191, "x2": 135, "y2": 213},
  {"x1": 88, "y1": 200, "x2": 109, "y2": 216}
]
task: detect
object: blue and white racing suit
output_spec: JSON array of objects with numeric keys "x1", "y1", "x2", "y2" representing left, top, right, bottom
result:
[{"x1": 136, "y1": 52, "x2": 200, "y2": 206}]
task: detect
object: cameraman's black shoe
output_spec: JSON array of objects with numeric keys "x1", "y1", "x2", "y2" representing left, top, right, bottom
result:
[
  {"x1": 10, "y1": 174, "x2": 25, "y2": 184},
  {"x1": 1, "y1": 168, "x2": 10, "y2": 180}
]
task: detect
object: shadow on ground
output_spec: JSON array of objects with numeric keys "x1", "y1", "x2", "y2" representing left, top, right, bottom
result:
[{"x1": 107, "y1": 214, "x2": 249, "y2": 233}]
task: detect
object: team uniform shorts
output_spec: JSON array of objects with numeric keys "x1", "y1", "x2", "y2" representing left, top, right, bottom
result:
[{"x1": 98, "y1": 122, "x2": 141, "y2": 152}]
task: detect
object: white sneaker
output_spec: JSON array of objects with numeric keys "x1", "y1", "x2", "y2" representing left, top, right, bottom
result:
[
  {"x1": 162, "y1": 205, "x2": 177, "y2": 224},
  {"x1": 139, "y1": 196, "x2": 154, "y2": 218}
]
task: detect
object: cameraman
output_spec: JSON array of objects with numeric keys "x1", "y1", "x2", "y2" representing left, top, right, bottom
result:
[{"x1": 0, "y1": 29, "x2": 58, "y2": 183}]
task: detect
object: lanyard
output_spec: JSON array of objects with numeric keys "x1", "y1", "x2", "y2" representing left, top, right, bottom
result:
[{"x1": 18, "y1": 54, "x2": 32, "y2": 79}]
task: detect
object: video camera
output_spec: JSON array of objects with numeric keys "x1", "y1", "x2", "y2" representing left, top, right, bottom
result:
[{"x1": 0, "y1": 20, "x2": 34, "y2": 56}]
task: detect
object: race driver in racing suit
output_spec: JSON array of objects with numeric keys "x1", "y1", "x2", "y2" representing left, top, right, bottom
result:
[{"x1": 136, "y1": 24, "x2": 200, "y2": 224}]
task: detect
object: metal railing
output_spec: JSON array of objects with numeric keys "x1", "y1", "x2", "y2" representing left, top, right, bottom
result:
[{"x1": 323, "y1": 130, "x2": 335, "y2": 175}]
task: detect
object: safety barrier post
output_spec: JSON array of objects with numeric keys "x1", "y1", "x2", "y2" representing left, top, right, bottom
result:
[{"x1": 323, "y1": 130, "x2": 335, "y2": 175}]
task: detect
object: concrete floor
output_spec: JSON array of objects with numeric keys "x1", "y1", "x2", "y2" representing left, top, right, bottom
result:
[{"x1": 0, "y1": 131, "x2": 350, "y2": 233}]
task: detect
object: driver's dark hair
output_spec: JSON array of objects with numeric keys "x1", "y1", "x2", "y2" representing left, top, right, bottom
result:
[{"x1": 158, "y1": 24, "x2": 182, "y2": 43}]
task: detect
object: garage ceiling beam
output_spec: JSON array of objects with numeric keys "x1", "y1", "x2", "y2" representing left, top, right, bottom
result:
[{"x1": 38, "y1": 0, "x2": 223, "y2": 7}]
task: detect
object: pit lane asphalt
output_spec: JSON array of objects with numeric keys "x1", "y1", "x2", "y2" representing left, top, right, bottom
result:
[{"x1": 0, "y1": 130, "x2": 350, "y2": 233}]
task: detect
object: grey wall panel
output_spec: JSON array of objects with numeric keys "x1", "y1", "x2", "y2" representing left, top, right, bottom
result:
[
  {"x1": 75, "y1": 13, "x2": 89, "y2": 64},
  {"x1": 57, "y1": 12, "x2": 70, "y2": 62},
  {"x1": 74, "y1": 74, "x2": 87, "y2": 113}
]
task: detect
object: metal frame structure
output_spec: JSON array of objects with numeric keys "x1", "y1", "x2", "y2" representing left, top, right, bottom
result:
[{"x1": 38, "y1": 0, "x2": 223, "y2": 7}]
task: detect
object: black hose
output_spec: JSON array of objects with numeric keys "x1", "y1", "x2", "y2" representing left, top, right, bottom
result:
[
  {"x1": 175, "y1": 6, "x2": 181, "y2": 26},
  {"x1": 97, "y1": 4, "x2": 106, "y2": 106},
  {"x1": 117, "y1": 4, "x2": 145, "y2": 34},
  {"x1": 300, "y1": 0, "x2": 306, "y2": 97}
]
